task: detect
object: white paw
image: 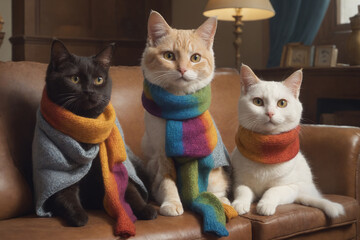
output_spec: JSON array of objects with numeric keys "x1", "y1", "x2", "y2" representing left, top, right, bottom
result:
[
  {"x1": 257, "y1": 201, "x2": 277, "y2": 216},
  {"x1": 324, "y1": 202, "x2": 345, "y2": 218},
  {"x1": 232, "y1": 200, "x2": 251, "y2": 215},
  {"x1": 159, "y1": 201, "x2": 184, "y2": 216},
  {"x1": 219, "y1": 197, "x2": 231, "y2": 205}
]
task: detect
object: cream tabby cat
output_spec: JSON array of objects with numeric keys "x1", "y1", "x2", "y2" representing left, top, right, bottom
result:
[
  {"x1": 231, "y1": 65, "x2": 345, "y2": 218},
  {"x1": 141, "y1": 11, "x2": 230, "y2": 216}
]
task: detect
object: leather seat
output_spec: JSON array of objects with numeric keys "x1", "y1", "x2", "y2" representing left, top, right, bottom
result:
[{"x1": 0, "y1": 61, "x2": 359, "y2": 239}]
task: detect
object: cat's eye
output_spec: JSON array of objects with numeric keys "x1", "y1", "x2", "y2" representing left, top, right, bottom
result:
[
  {"x1": 253, "y1": 97, "x2": 264, "y2": 106},
  {"x1": 190, "y1": 53, "x2": 201, "y2": 63},
  {"x1": 94, "y1": 77, "x2": 104, "y2": 85},
  {"x1": 163, "y1": 51, "x2": 175, "y2": 61},
  {"x1": 70, "y1": 76, "x2": 80, "y2": 84},
  {"x1": 277, "y1": 99, "x2": 288, "y2": 108}
]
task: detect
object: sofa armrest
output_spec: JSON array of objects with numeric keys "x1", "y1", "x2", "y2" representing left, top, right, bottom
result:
[{"x1": 300, "y1": 124, "x2": 360, "y2": 201}]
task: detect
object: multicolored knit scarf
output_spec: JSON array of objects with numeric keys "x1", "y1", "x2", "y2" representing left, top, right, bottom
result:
[
  {"x1": 142, "y1": 79, "x2": 237, "y2": 237},
  {"x1": 40, "y1": 89, "x2": 136, "y2": 238},
  {"x1": 235, "y1": 125, "x2": 301, "y2": 164}
]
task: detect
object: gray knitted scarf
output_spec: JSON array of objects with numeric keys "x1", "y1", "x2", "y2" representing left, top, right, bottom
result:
[{"x1": 32, "y1": 109, "x2": 147, "y2": 217}]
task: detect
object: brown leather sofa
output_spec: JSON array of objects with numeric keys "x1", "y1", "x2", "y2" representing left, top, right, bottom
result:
[{"x1": 0, "y1": 61, "x2": 359, "y2": 240}]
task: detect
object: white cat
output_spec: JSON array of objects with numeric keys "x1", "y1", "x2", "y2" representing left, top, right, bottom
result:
[
  {"x1": 231, "y1": 64, "x2": 345, "y2": 218},
  {"x1": 141, "y1": 11, "x2": 230, "y2": 217}
]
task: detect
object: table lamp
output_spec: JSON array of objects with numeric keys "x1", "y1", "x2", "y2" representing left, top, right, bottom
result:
[{"x1": 203, "y1": 0, "x2": 275, "y2": 71}]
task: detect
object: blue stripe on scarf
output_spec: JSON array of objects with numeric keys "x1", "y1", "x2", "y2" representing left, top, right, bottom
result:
[
  {"x1": 143, "y1": 80, "x2": 209, "y2": 120},
  {"x1": 197, "y1": 155, "x2": 213, "y2": 193},
  {"x1": 165, "y1": 120, "x2": 184, "y2": 156},
  {"x1": 142, "y1": 79, "x2": 229, "y2": 237},
  {"x1": 190, "y1": 195, "x2": 229, "y2": 237}
]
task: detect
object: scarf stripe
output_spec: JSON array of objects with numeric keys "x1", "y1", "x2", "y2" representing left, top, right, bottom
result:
[
  {"x1": 41, "y1": 89, "x2": 136, "y2": 237},
  {"x1": 142, "y1": 80, "x2": 211, "y2": 120},
  {"x1": 166, "y1": 111, "x2": 217, "y2": 158},
  {"x1": 142, "y1": 80, "x2": 236, "y2": 237},
  {"x1": 176, "y1": 156, "x2": 228, "y2": 236},
  {"x1": 40, "y1": 90, "x2": 115, "y2": 144},
  {"x1": 235, "y1": 125, "x2": 301, "y2": 164}
]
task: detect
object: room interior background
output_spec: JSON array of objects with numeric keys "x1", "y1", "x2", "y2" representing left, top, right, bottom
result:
[
  {"x1": 0, "y1": 0, "x2": 357, "y2": 70},
  {"x1": 0, "y1": 0, "x2": 268, "y2": 69}
]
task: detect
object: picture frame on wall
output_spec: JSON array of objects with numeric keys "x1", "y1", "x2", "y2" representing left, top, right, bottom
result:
[
  {"x1": 314, "y1": 45, "x2": 338, "y2": 67},
  {"x1": 281, "y1": 43, "x2": 314, "y2": 67}
]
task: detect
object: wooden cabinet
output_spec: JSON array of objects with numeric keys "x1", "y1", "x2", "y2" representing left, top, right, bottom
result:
[
  {"x1": 10, "y1": 0, "x2": 171, "y2": 66},
  {"x1": 254, "y1": 67, "x2": 360, "y2": 126}
]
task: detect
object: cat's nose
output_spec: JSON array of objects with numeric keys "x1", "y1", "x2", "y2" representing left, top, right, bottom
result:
[
  {"x1": 84, "y1": 91, "x2": 97, "y2": 102},
  {"x1": 84, "y1": 91, "x2": 94, "y2": 97},
  {"x1": 266, "y1": 112, "x2": 274, "y2": 118},
  {"x1": 178, "y1": 68, "x2": 187, "y2": 75}
]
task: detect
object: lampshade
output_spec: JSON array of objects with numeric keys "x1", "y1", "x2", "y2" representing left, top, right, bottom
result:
[{"x1": 203, "y1": 0, "x2": 275, "y2": 21}]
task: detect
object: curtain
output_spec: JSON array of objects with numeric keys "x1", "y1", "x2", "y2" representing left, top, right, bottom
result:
[{"x1": 267, "y1": 0, "x2": 330, "y2": 68}]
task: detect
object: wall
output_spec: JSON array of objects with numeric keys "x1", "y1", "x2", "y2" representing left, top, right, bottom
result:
[
  {"x1": 0, "y1": 0, "x2": 12, "y2": 61},
  {"x1": 171, "y1": 0, "x2": 269, "y2": 69},
  {"x1": 0, "y1": 0, "x2": 269, "y2": 68}
]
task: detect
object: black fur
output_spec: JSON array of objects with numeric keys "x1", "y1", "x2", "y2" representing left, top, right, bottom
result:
[
  {"x1": 45, "y1": 40, "x2": 113, "y2": 118},
  {"x1": 44, "y1": 40, "x2": 157, "y2": 227}
]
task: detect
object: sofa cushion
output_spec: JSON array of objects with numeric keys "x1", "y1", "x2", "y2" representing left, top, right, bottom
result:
[
  {"x1": 300, "y1": 125, "x2": 360, "y2": 199},
  {"x1": 0, "y1": 209, "x2": 252, "y2": 240},
  {"x1": 0, "y1": 61, "x2": 45, "y2": 219},
  {"x1": 242, "y1": 195, "x2": 358, "y2": 240},
  {"x1": 0, "y1": 61, "x2": 242, "y2": 220}
]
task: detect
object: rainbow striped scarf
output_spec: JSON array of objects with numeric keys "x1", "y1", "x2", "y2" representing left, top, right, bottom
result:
[
  {"x1": 40, "y1": 89, "x2": 136, "y2": 238},
  {"x1": 142, "y1": 80, "x2": 236, "y2": 237}
]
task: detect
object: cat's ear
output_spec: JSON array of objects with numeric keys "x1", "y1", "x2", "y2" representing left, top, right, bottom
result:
[
  {"x1": 147, "y1": 10, "x2": 171, "y2": 46},
  {"x1": 195, "y1": 17, "x2": 217, "y2": 48},
  {"x1": 283, "y1": 69, "x2": 303, "y2": 98},
  {"x1": 50, "y1": 39, "x2": 71, "y2": 66},
  {"x1": 95, "y1": 43, "x2": 115, "y2": 68},
  {"x1": 240, "y1": 64, "x2": 259, "y2": 94}
]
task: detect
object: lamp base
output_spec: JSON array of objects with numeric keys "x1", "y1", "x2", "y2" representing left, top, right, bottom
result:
[{"x1": 233, "y1": 10, "x2": 243, "y2": 73}]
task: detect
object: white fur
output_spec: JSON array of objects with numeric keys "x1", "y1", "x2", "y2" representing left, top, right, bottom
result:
[{"x1": 231, "y1": 65, "x2": 345, "y2": 218}]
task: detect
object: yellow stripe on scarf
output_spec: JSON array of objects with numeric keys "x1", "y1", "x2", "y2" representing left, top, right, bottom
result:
[{"x1": 40, "y1": 89, "x2": 116, "y2": 144}]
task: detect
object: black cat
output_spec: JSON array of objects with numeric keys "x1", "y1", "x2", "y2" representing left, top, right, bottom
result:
[{"x1": 44, "y1": 40, "x2": 157, "y2": 227}]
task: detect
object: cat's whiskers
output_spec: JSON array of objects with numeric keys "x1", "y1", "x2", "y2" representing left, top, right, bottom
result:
[
  {"x1": 238, "y1": 113, "x2": 260, "y2": 132},
  {"x1": 149, "y1": 71, "x2": 181, "y2": 89},
  {"x1": 71, "y1": 99, "x2": 84, "y2": 116},
  {"x1": 57, "y1": 93, "x2": 81, "y2": 109}
]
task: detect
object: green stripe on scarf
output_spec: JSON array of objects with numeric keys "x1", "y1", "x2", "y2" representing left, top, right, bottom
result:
[{"x1": 142, "y1": 80, "x2": 230, "y2": 237}]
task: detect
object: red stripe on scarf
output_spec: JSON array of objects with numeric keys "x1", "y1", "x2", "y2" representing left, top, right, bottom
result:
[{"x1": 235, "y1": 125, "x2": 300, "y2": 164}]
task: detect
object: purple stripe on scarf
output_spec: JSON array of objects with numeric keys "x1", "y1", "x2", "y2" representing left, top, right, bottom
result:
[
  {"x1": 182, "y1": 117, "x2": 212, "y2": 158},
  {"x1": 113, "y1": 163, "x2": 137, "y2": 222},
  {"x1": 142, "y1": 93, "x2": 162, "y2": 117}
]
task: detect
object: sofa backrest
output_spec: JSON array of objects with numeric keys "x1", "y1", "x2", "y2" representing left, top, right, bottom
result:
[
  {"x1": 1, "y1": 60, "x2": 360, "y2": 222},
  {"x1": 0, "y1": 61, "x2": 241, "y2": 220}
]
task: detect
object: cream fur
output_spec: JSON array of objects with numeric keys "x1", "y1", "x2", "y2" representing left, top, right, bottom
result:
[
  {"x1": 141, "y1": 11, "x2": 216, "y2": 96},
  {"x1": 141, "y1": 11, "x2": 229, "y2": 216},
  {"x1": 231, "y1": 65, "x2": 345, "y2": 218}
]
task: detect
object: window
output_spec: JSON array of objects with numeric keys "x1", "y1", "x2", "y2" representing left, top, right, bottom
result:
[
  {"x1": 313, "y1": 0, "x2": 359, "y2": 64},
  {"x1": 337, "y1": 0, "x2": 359, "y2": 24}
]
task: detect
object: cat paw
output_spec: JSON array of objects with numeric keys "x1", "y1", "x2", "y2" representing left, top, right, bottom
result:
[
  {"x1": 137, "y1": 204, "x2": 158, "y2": 220},
  {"x1": 67, "y1": 211, "x2": 89, "y2": 227},
  {"x1": 159, "y1": 201, "x2": 184, "y2": 216},
  {"x1": 219, "y1": 197, "x2": 231, "y2": 205},
  {"x1": 232, "y1": 200, "x2": 251, "y2": 215},
  {"x1": 256, "y1": 201, "x2": 277, "y2": 216},
  {"x1": 324, "y1": 202, "x2": 345, "y2": 218}
]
